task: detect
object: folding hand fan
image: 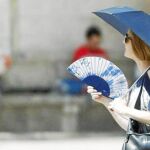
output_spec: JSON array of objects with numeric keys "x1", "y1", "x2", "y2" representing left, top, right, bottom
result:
[{"x1": 67, "y1": 57, "x2": 128, "y2": 99}]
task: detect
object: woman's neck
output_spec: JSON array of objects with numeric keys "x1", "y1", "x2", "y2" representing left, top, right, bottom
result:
[{"x1": 135, "y1": 60, "x2": 150, "y2": 73}]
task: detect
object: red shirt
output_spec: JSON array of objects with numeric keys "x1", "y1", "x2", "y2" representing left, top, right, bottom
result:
[{"x1": 73, "y1": 45, "x2": 109, "y2": 62}]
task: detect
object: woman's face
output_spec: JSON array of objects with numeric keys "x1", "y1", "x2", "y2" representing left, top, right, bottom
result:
[{"x1": 123, "y1": 34, "x2": 137, "y2": 61}]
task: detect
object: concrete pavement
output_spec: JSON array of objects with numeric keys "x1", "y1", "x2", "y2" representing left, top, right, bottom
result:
[{"x1": 0, "y1": 133, "x2": 125, "y2": 150}]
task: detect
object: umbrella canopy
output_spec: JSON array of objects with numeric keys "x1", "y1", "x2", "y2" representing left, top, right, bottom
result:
[{"x1": 94, "y1": 7, "x2": 150, "y2": 47}]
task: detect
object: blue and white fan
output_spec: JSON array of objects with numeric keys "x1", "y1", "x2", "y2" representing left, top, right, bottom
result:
[{"x1": 67, "y1": 56, "x2": 128, "y2": 99}]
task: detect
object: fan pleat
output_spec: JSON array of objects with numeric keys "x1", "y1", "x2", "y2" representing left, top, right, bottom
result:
[{"x1": 67, "y1": 56, "x2": 128, "y2": 99}]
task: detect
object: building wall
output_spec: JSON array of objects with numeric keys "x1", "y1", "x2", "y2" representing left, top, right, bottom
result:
[
  {"x1": 0, "y1": 0, "x2": 149, "y2": 132},
  {"x1": 2, "y1": 0, "x2": 149, "y2": 88},
  {"x1": 0, "y1": 0, "x2": 10, "y2": 53},
  {"x1": 0, "y1": 94, "x2": 121, "y2": 132}
]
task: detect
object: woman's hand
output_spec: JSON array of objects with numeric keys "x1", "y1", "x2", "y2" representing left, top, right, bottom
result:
[
  {"x1": 108, "y1": 98, "x2": 129, "y2": 115},
  {"x1": 87, "y1": 86, "x2": 108, "y2": 105},
  {"x1": 87, "y1": 86, "x2": 129, "y2": 130}
]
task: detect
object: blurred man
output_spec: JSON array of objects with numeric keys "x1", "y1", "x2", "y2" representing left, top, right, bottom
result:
[{"x1": 73, "y1": 26, "x2": 108, "y2": 62}]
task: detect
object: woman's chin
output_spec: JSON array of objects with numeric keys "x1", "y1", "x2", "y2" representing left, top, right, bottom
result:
[
  {"x1": 124, "y1": 53, "x2": 128, "y2": 58},
  {"x1": 124, "y1": 53, "x2": 132, "y2": 59}
]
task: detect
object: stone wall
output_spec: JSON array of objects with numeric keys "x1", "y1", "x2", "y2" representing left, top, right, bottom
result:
[
  {"x1": 0, "y1": 0, "x2": 149, "y2": 132},
  {"x1": 3, "y1": 0, "x2": 150, "y2": 88},
  {"x1": 0, "y1": 0, "x2": 10, "y2": 52},
  {"x1": 0, "y1": 94, "x2": 121, "y2": 132}
]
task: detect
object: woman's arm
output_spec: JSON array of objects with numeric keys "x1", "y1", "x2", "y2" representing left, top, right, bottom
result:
[
  {"x1": 109, "y1": 99, "x2": 150, "y2": 125},
  {"x1": 87, "y1": 86, "x2": 129, "y2": 131},
  {"x1": 125, "y1": 107, "x2": 150, "y2": 124}
]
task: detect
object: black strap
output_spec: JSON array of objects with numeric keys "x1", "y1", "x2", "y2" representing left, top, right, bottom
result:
[
  {"x1": 134, "y1": 80, "x2": 143, "y2": 110},
  {"x1": 130, "y1": 81, "x2": 143, "y2": 133},
  {"x1": 130, "y1": 75, "x2": 150, "y2": 133}
]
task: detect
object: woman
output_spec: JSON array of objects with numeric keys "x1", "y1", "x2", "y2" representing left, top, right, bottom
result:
[{"x1": 87, "y1": 30, "x2": 150, "y2": 149}]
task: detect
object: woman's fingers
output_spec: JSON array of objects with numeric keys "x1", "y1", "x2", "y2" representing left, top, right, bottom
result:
[
  {"x1": 91, "y1": 92, "x2": 102, "y2": 95},
  {"x1": 92, "y1": 95, "x2": 99, "y2": 100},
  {"x1": 87, "y1": 87, "x2": 102, "y2": 96},
  {"x1": 87, "y1": 89, "x2": 102, "y2": 96},
  {"x1": 87, "y1": 86, "x2": 96, "y2": 92},
  {"x1": 87, "y1": 86, "x2": 101, "y2": 94},
  {"x1": 91, "y1": 92, "x2": 102, "y2": 100},
  {"x1": 87, "y1": 86, "x2": 94, "y2": 93},
  {"x1": 87, "y1": 86, "x2": 93, "y2": 89},
  {"x1": 87, "y1": 86, "x2": 103, "y2": 102},
  {"x1": 87, "y1": 88, "x2": 97, "y2": 93}
]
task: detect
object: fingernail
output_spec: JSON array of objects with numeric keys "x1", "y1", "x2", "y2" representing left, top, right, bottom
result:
[
  {"x1": 88, "y1": 86, "x2": 93, "y2": 89},
  {"x1": 98, "y1": 92, "x2": 102, "y2": 95}
]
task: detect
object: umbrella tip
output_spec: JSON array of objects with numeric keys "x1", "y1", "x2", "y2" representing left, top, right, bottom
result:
[{"x1": 93, "y1": 6, "x2": 137, "y2": 14}]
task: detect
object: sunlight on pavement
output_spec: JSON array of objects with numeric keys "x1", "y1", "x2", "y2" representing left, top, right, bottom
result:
[{"x1": 0, "y1": 134, "x2": 124, "y2": 150}]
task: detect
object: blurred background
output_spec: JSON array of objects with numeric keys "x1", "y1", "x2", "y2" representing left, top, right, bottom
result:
[{"x1": 0, "y1": 0, "x2": 149, "y2": 149}]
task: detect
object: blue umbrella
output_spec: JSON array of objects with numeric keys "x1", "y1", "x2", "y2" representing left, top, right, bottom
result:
[{"x1": 94, "y1": 7, "x2": 150, "y2": 47}]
